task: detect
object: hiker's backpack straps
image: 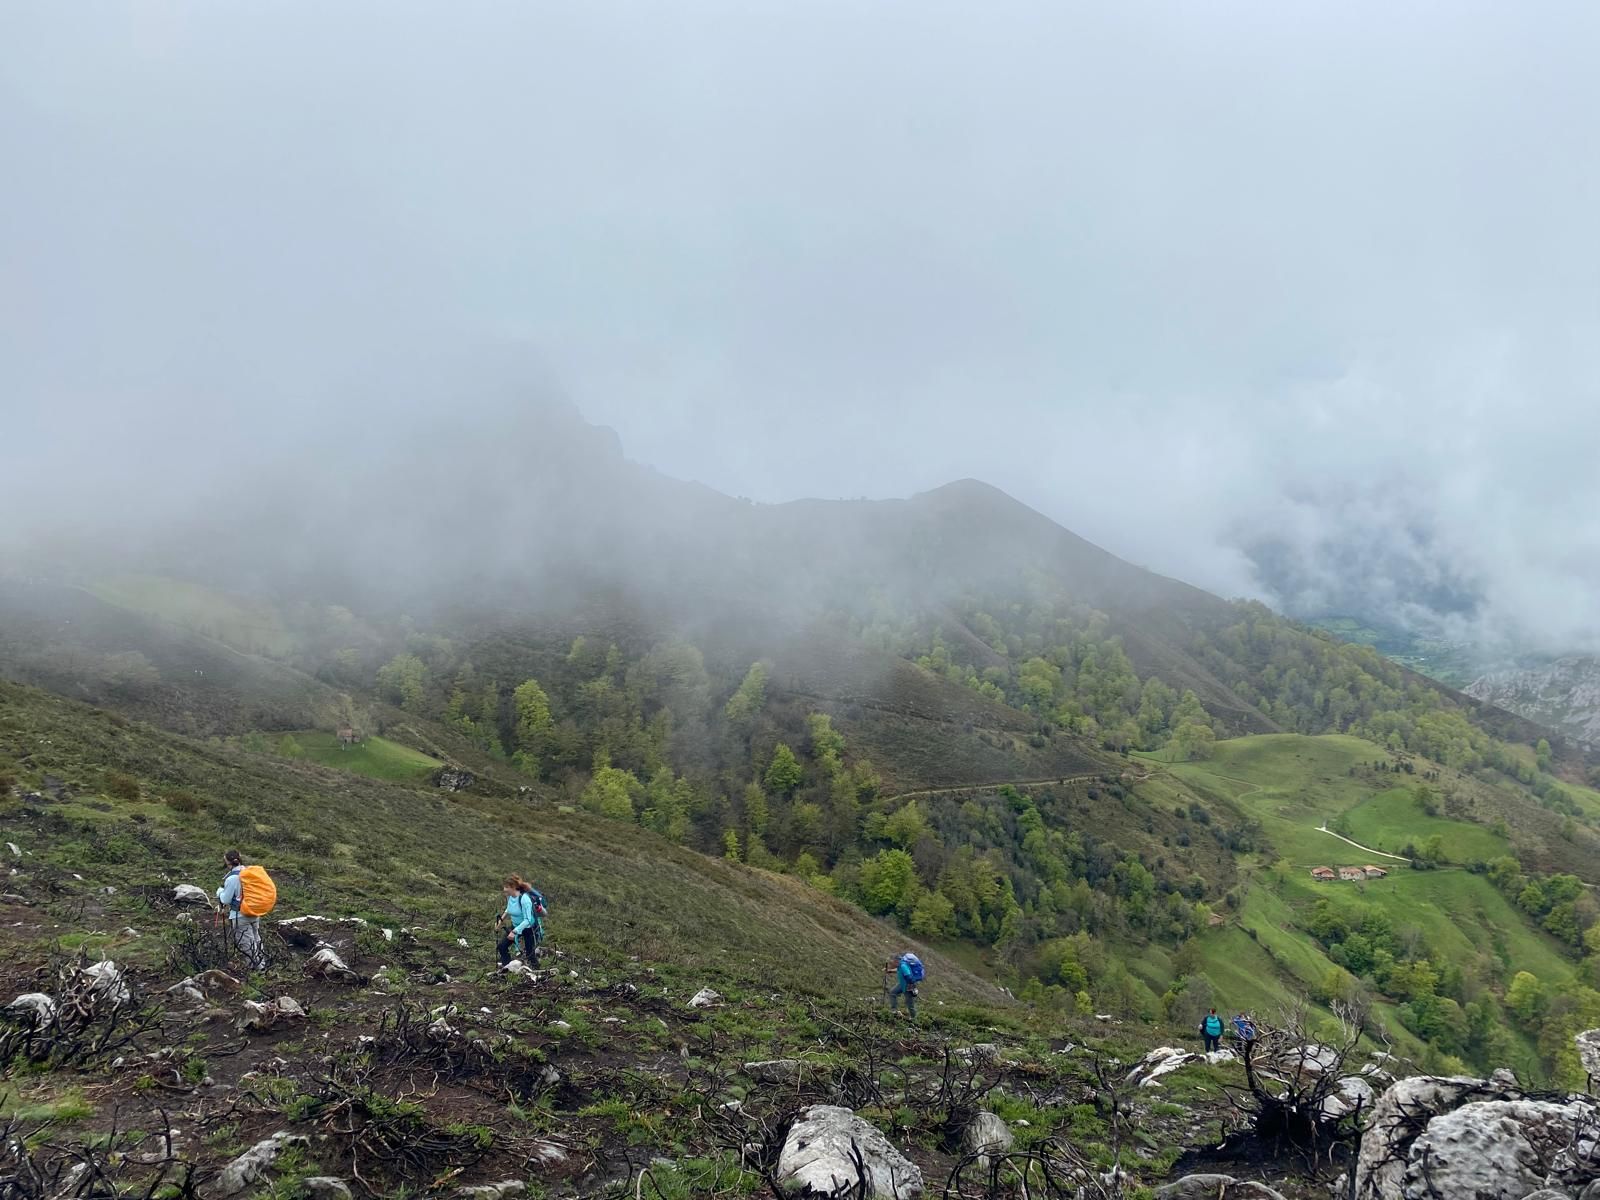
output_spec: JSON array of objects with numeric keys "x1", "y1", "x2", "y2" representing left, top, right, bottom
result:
[{"x1": 238, "y1": 865, "x2": 277, "y2": 918}]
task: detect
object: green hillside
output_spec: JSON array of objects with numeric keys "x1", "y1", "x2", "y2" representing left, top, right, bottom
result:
[{"x1": 1157, "y1": 735, "x2": 1588, "y2": 1080}]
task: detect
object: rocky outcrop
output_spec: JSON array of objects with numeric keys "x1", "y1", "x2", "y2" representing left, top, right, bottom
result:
[
  {"x1": 173, "y1": 883, "x2": 210, "y2": 905},
  {"x1": 1466, "y1": 656, "x2": 1600, "y2": 747},
  {"x1": 777, "y1": 1105, "x2": 924, "y2": 1198},
  {"x1": 302, "y1": 1180, "x2": 353, "y2": 1200},
  {"x1": 433, "y1": 766, "x2": 475, "y2": 792},
  {"x1": 689, "y1": 987, "x2": 722, "y2": 1008},
  {"x1": 1352, "y1": 1071, "x2": 1600, "y2": 1199},
  {"x1": 1576, "y1": 1029, "x2": 1600, "y2": 1083}
]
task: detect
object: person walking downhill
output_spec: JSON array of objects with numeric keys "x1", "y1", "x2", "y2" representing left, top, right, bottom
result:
[
  {"x1": 1232, "y1": 1012, "x2": 1257, "y2": 1045},
  {"x1": 216, "y1": 849, "x2": 274, "y2": 972},
  {"x1": 497, "y1": 876, "x2": 536, "y2": 968},
  {"x1": 1200, "y1": 1007, "x2": 1225, "y2": 1052}
]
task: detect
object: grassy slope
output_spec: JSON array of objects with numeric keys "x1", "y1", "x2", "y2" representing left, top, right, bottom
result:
[
  {"x1": 0, "y1": 679, "x2": 1000, "y2": 1006},
  {"x1": 1341, "y1": 786, "x2": 1510, "y2": 862},
  {"x1": 290, "y1": 731, "x2": 441, "y2": 782},
  {"x1": 1152, "y1": 735, "x2": 1577, "y2": 1065}
]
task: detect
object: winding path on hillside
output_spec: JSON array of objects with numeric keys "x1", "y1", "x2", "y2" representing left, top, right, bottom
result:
[
  {"x1": 879, "y1": 771, "x2": 1109, "y2": 806},
  {"x1": 1315, "y1": 824, "x2": 1412, "y2": 862}
]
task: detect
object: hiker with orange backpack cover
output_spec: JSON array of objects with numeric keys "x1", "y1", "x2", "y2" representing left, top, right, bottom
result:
[{"x1": 217, "y1": 849, "x2": 276, "y2": 971}]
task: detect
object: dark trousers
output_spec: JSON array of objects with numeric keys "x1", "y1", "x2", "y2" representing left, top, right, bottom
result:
[
  {"x1": 1202, "y1": 1032, "x2": 1221, "y2": 1052},
  {"x1": 498, "y1": 928, "x2": 539, "y2": 966}
]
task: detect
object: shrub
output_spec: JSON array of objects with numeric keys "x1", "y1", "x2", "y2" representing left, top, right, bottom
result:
[
  {"x1": 105, "y1": 772, "x2": 141, "y2": 801},
  {"x1": 0, "y1": 772, "x2": 15, "y2": 794},
  {"x1": 165, "y1": 789, "x2": 202, "y2": 814}
]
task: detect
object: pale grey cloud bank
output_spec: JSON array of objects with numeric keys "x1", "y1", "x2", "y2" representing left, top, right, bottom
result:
[{"x1": 3, "y1": 2, "x2": 1597, "y2": 651}]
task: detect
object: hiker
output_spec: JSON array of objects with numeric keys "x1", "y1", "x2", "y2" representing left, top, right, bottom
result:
[
  {"x1": 514, "y1": 875, "x2": 548, "y2": 962},
  {"x1": 216, "y1": 849, "x2": 275, "y2": 971},
  {"x1": 497, "y1": 876, "x2": 537, "y2": 968},
  {"x1": 1233, "y1": 1012, "x2": 1257, "y2": 1044},
  {"x1": 1199, "y1": 1007, "x2": 1225, "y2": 1052},
  {"x1": 886, "y1": 952, "x2": 923, "y2": 1018}
]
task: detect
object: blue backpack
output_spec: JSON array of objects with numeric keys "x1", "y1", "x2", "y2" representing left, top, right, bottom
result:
[{"x1": 900, "y1": 953, "x2": 925, "y2": 983}]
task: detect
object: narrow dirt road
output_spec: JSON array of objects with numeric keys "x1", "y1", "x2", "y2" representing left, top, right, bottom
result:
[
  {"x1": 1316, "y1": 825, "x2": 1411, "y2": 862},
  {"x1": 879, "y1": 772, "x2": 1105, "y2": 806}
]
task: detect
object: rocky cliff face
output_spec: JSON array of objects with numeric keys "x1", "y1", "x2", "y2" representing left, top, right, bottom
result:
[{"x1": 1466, "y1": 656, "x2": 1600, "y2": 748}]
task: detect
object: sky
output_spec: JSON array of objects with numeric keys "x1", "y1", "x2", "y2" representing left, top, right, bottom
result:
[{"x1": 3, "y1": 2, "x2": 1598, "y2": 654}]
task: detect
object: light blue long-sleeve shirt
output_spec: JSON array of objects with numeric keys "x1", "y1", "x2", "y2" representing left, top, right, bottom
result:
[
  {"x1": 503, "y1": 891, "x2": 534, "y2": 936},
  {"x1": 218, "y1": 866, "x2": 243, "y2": 913}
]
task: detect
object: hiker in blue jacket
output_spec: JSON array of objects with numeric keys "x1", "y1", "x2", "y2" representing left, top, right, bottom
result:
[
  {"x1": 1200, "y1": 1007, "x2": 1225, "y2": 1052},
  {"x1": 886, "y1": 953, "x2": 921, "y2": 1018},
  {"x1": 496, "y1": 876, "x2": 536, "y2": 968}
]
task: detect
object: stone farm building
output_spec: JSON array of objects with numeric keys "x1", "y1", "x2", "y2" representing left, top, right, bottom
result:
[{"x1": 1310, "y1": 865, "x2": 1388, "y2": 882}]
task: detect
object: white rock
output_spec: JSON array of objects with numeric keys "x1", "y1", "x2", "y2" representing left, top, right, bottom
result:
[
  {"x1": 381, "y1": 928, "x2": 394, "y2": 942},
  {"x1": 240, "y1": 996, "x2": 307, "y2": 1032},
  {"x1": 1320, "y1": 1075, "x2": 1376, "y2": 1121},
  {"x1": 1576, "y1": 1029, "x2": 1600, "y2": 1082},
  {"x1": 528, "y1": 1141, "x2": 567, "y2": 1165},
  {"x1": 81, "y1": 960, "x2": 130, "y2": 1006},
  {"x1": 215, "y1": 1132, "x2": 309, "y2": 1196},
  {"x1": 778, "y1": 1104, "x2": 924, "y2": 1198},
  {"x1": 457, "y1": 937, "x2": 470, "y2": 948},
  {"x1": 456, "y1": 1181, "x2": 525, "y2": 1199},
  {"x1": 1402, "y1": 1098, "x2": 1592, "y2": 1200},
  {"x1": 1353, "y1": 1075, "x2": 1521, "y2": 1199},
  {"x1": 501, "y1": 959, "x2": 534, "y2": 977},
  {"x1": 307, "y1": 946, "x2": 359, "y2": 983},
  {"x1": 6, "y1": 992, "x2": 57, "y2": 1026},
  {"x1": 1155, "y1": 1176, "x2": 1287, "y2": 1199},
  {"x1": 689, "y1": 987, "x2": 722, "y2": 1008},
  {"x1": 962, "y1": 1111, "x2": 1014, "y2": 1165},
  {"x1": 173, "y1": 883, "x2": 210, "y2": 905},
  {"x1": 6, "y1": 843, "x2": 20, "y2": 859},
  {"x1": 302, "y1": 1179, "x2": 353, "y2": 1200}
]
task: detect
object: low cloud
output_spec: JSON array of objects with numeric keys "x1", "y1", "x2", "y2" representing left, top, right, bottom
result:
[{"x1": 4, "y1": 3, "x2": 1597, "y2": 652}]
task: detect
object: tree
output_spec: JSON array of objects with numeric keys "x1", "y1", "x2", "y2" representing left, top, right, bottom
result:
[
  {"x1": 1171, "y1": 720, "x2": 1216, "y2": 761},
  {"x1": 723, "y1": 662, "x2": 768, "y2": 727},
  {"x1": 909, "y1": 889, "x2": 956, "y2": 937},
  {"x1": 513, "y1": 677, "x2": 551, "y2": 738},
  {"x1": 859, "y1": 849, "x2": 918, "y2": 917},
  {"x1": 743, "y1": 781, "x2": 769, "y2": 838},
  {"x1": 723, "y1": 828, "x2": 741, "y2": 861},
  {"x1": 376, "y1": 653, "x2": 428, "y2": 713},
  {"x1": 582, "y1": 762, "x2": 640, "y2": 822},
  {"x1": 806, "y1": 713, "x2": 845, "y2": 777},
  {"x1": 1507, "y1": 971, "x2": 1546, "y2": 1024},
  {"x1": 765, "y1": 743, "x2": 803, "y2": 797}
]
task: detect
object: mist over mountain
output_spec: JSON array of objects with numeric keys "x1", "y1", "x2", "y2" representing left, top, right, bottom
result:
[{"x1": 7, "y1": 3, "x2": 1600, "y2": 665}]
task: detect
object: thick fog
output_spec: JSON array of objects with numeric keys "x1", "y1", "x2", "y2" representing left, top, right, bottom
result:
[{"x1": 4, "y1": 3, "x2": 1598, "y2": 652}]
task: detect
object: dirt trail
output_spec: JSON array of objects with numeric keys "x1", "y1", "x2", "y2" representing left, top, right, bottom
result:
[
  {"x1": 1316, "y1": 824, "x2": 1411, "y2": 862},
  {"x1": 880, "y1": 771, "x2": 1108, "y2": 805}
]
